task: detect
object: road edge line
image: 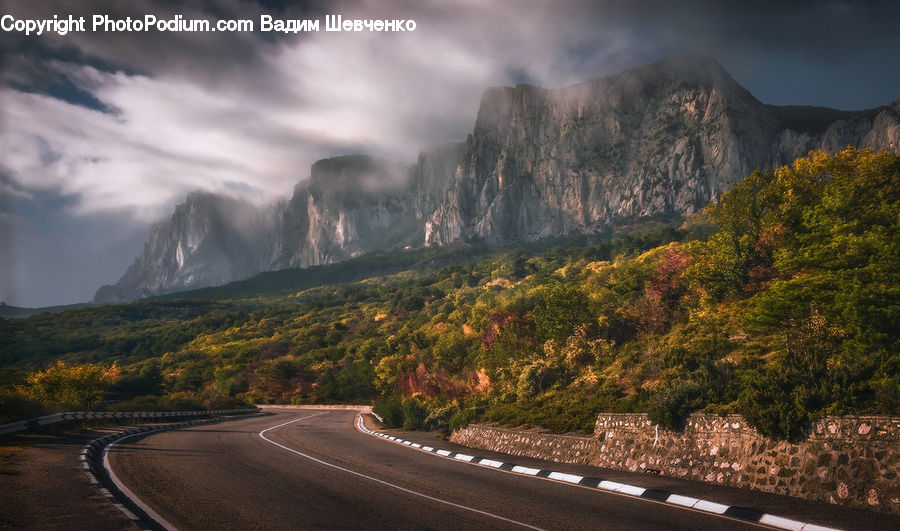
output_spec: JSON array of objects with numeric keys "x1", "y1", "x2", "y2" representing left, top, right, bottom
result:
[{"x1": 83, "y1": 413, "x2": 266, "y2": 531}]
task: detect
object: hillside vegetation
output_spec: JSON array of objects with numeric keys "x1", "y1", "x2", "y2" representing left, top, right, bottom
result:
[{"x1": 2, "y1": 148, "x2": 897, "y2": 440}]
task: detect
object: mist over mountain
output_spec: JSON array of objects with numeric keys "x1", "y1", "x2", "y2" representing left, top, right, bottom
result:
[
  {"x1": 93, "y1": 192, "x2": 284, "y2": 303},
  {"x1": 94, "y1": 56, "x2": 900, "y2": 303},
  {"x1": 291, "y1": 155, "x2": 420, "y2": 268}
]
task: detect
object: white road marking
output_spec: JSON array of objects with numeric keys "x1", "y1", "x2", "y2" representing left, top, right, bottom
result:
[
  {"x1": 258, "y1": 413, "x2": 545, "y2": 531},
  {"x1": 599, "y1": 480, "x2": 626, "y2": 492},
  {"x1": 103, "y1": 429, "x2": 181, "y2": 531},
  {"x1": 667, "y1": 494, "x2": 701, "y2": 508},
  {"x1": 693, "y1": 499, "x2": 730, "y2": 515},
  {"x1": 759, "y1": 514, "x2": 805, "y2": 531},
  {"x1": 618, "y1": 484, "x2": 646, "y2": 497},
  {"x1": 547, "y1": 472, "x2": 584, "y2": 485}
]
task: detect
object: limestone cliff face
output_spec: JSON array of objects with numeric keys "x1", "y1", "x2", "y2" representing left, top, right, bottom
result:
[
  {"x1": 425, "y1": 56, "x2": 900, "y2": 245},
  {"x1": 272, "y1": 181, "x2": 310, "y2": 269},
  {"x1": 93, "y1": 192, "x2": 282, "y2": 303},
  {"x1": 95, "y1": 56, "x2": 900, "y2": 302},
  {"x1": 298, "y1": 155, "x2": 418, "y2": 267},
  {"x1": 414, "y1": 142, "x2": 465, "y2": 220}
]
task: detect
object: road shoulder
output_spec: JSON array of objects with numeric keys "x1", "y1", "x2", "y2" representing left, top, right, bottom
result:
[{"x1": 0, "y1": 429, "x2": 138, "y2": 530}]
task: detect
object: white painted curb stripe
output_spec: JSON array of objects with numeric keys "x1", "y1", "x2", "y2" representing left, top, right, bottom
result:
[
  {"x1": 760, "y1": 514, "x2": 806, "y2": 530},
  {"x1": 103, "y1": 431, "x2": 180, "y2": 530},
  {"x1": 693, "y1": 499, "x2": 730, "y2": 515},
  {"x1": 599, "y1": 480, "x2": 625, "y2": 492},
  {"x1": 666, "y1": 493, "x2": 701, "y2": 507},
  {"x1": 547, "y1": 472, "x2": 583, "y2": 484}
]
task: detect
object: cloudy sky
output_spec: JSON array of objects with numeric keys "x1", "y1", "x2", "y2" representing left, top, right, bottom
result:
[{"x1": 2, "y1": 0, "x2": 899, "y2": 307}]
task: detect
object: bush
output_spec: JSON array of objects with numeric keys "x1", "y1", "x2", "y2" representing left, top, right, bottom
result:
[
  {"x1": 447, "y1": 407, "x2": 477, "y2": 433},
  {"x1": 0, "y1": 389, "x2": 46, "y2": 423},
  {"x1": 646, "y1": 378, "x2": 705, "y2": 430},
  {"x1": 424, "y1": 402, "x2": 458, "y2": 436},
  {"x1": 401, "y1": 396, "x2": 429, "y2": 430},
  {"x1": 373, "y1": 397, "x2": 403, "y2": 428},
  {"x1": 534, "y1": 283, "x2": 593, "y2": 342},
  {"x1": 22, "y1": 361, "x2": 119, "y2": 411},
  {"x1": 110, "y1": 394, "x2": 208, "y2": 412},
  {"x1": 738, "y1": 365, "x2": 812, "y2": 441}
]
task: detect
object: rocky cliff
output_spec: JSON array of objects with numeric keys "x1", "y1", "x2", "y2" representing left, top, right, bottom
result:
[
  {"x1": 95, "y1": 55, "x2": 900, "y2": 302},
  {"x1": 297, "y1": 155, "x2": 419, "y2": 267},
  {"x1": 93, "y1": 191, "x2": 283, "y2": 303},
  {"x1": 95, "y1": 156, "x2": 421, "y2": 302},
  {"x1": 425, "y1": 55, "x2": 900, "y2": 245}
]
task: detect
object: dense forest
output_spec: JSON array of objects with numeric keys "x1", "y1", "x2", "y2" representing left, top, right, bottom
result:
[{"x1": 2, "y1": 148, "x2": 898, "y2": 440}]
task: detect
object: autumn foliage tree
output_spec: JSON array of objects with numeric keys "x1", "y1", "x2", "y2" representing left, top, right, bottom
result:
[
  {"x1": 21, "y1": 361, "x2": 120, "y2": 410},
  {"x1": 695, "y1": 147, "x2": 900, "y2": 437}
]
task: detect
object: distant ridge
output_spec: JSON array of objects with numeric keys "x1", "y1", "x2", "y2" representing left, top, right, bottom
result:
[{"x1": 0, "y1": 301, "x2": 91, "y2": 319}]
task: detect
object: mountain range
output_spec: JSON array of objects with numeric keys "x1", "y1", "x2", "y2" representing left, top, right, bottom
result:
[{"x1": 94, "y1": 55, "x2": 900, "y2": 303}]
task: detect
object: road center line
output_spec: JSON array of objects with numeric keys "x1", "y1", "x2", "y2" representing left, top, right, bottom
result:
[{"x1": 257, "y1": 412, "x2": 545, "y2": 531}]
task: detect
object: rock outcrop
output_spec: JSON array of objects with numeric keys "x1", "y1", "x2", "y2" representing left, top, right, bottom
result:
[{"x1": 95, "y1": 156, "x2": 420, "y2": 302}]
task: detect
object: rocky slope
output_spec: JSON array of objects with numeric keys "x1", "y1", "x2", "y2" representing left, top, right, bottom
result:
[{"x1": 94, "y1": 55, "x2": 900, "y2": 302}]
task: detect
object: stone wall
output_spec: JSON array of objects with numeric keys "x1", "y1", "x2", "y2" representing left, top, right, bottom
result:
[
  {"x1": 450, "y1": 413, "x2": 900, "y2": 515},
  {"x1": 448, "y1": 424, "x2": 595, "y2": 465}
]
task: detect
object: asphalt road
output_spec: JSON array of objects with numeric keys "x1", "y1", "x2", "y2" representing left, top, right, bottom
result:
[{"x1": 105, "y1": 410, "x2": 895, "y2": 530}]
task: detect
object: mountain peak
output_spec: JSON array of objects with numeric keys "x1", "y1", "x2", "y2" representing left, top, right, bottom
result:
[
  {"x1": 311, "y1": 154, "x2": 380, "y2": 176},
  {"x1": 309, "y1": 154, "x2": 413, "y2": 194},
  {"x1": 656, "y1": 53, "x2": 727, "y2": 73},
  {"x1": 630, "y1": 53, "x2": 753, "y2": 100}
]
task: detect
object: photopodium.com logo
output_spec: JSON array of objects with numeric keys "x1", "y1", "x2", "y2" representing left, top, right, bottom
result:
[{"x1": 1, "y1": 13, "x2": 416, "y2": 36}]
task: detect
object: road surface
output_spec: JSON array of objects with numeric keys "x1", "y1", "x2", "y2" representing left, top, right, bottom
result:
[{"x1": 104, "y1": 409, "x2": 886, "y2": 530}]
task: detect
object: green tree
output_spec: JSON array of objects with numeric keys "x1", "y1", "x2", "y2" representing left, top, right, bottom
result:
[
  {"x1": 534, "y1": 283, "x2": 593, "y2": 342},
  {"x1": 23, "y1": 361, "x2": 119, "y2": 410}
]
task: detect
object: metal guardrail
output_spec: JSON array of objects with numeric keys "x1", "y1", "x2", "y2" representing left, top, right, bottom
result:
[
  {"x1": 256, "y1": 404, "x2": 373, "y2": 412},
  {"x1": 0, "y1": 408, "x2": 259, "y2": 437}
]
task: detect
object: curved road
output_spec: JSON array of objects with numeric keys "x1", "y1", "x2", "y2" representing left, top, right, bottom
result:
[{"x1": 105, "y1": 409, "x2": 772, "y2": 530}]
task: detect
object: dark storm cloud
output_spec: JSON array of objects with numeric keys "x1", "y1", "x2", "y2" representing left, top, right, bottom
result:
[
  {"x1": 607, "y1": 0, "x2": 900, "y2": 56},
  {"x1": 562, "y1": 0, "x2": 900, "y2": 107},
  {"x1": 0, "y1": 0, "x2": 307, "y2": 105}
]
